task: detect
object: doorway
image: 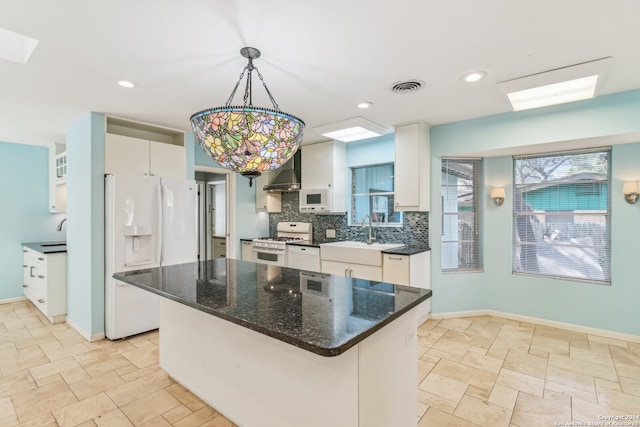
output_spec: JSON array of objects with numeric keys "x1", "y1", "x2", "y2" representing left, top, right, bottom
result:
[{"x1": 195, "y1": 169, "x2": 234, "y2": 260}]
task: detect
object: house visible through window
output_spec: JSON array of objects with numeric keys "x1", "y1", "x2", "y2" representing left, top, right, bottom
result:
[
  {"x1": 350, "y1": 163, "x2": 402, "y2": 226},
  {"x1": 441, "y1": 158, "x2": 482, "y2": 271},
  {"x1": 513, "y1": 148, "x2": 611, "y2": 284}
]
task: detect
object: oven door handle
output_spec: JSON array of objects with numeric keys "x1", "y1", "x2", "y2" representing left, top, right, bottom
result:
[{"x1": 252, "y1": 247, "x2": 284, "y2": 252}]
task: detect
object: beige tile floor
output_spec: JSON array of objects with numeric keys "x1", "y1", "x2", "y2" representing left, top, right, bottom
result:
[
  {"x1": 417, "y1": 316, "x2": 640, "y2": 427},
  {"x1": 2, "y1": 300, "x2": 640, "y2": 426}
]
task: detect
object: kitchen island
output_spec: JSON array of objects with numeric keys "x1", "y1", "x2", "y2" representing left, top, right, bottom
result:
[{"x1": 114, "y1": 259, "x2": 431, "y2": 427}]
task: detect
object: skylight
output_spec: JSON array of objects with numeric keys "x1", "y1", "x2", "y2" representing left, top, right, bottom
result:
[
  {"x1": 498, "y1": 57, "x2": 611, "y2": 112},
  {"x1": 0, "y1": 26, "x2": 39, "y2": 64},
  {"x1": 315, "y1": 117, "x2": 388, "y2": 143}
]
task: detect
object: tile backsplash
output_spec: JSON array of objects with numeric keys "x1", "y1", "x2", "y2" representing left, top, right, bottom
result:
[{"x1": 269, "y1": 192, "x2": 429, "y2": 246}]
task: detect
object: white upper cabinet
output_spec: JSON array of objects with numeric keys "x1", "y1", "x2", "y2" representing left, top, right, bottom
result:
[
  {"x1": 149, "y1": 141, "x2": 186, "y2": 178},
  {"x1": 394, "y1": 121, "x2": 430, "y2": 211},
  {"x1": 105, "y1": 133, "x2": 150, "y2": 175},
  {"x1": 255, "y1": 171, "x2": 281, "y2": 213},
  {"x1": 104, "y1": 117, "x2": 186, "y2": 179},
  {"x1": 301, "y1": 140, "x2": 346, "y2": 213}
]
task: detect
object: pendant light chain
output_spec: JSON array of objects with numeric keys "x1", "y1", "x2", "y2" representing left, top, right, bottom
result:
[
  {"x1": 224, "y1": 67, "x2": 248, "y2": 107},
  {"x1": 223, "y1": 62, "x2": 280, "y2": 110},
  {"x1": 254, "y1": 67, "x2": 280, "y2": 110}
]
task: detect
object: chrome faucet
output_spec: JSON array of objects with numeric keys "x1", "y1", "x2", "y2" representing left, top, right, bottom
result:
[
  {"x1": 56, "y1": 218, "x2": 67, "y2": 231},
  {"x1": 361, "y1": 215, "x2": 376, "y2": 245}
]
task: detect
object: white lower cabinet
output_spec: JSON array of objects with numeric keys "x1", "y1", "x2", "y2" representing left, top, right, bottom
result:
[
  {"x1": 382, "y1": 251, "x2": 430, "y2": 289},
  {"x1": 383, "y1": 251, "x2": 431, "y2": 321},
  {"x1": 241, "y1": 240, "x2": 253, "y2": 261},
  {"x1": 287, "y1": 245, "x2": 321, "y2": 272},
  {"x1": 22, "y1": 247, "x2": 67, "y2": 323},
  {"x1": 212, "y1": 237, "x2": 226, "y2": 259},
  {"x1": 322, "y1": 260, "x2": 382, "y2": 281}
]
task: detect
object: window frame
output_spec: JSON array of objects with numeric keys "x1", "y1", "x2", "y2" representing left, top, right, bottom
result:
[
  {"x1": 349, "y1": 162, "x2": 402, "y2": 227},
  {"x1": 512, "y1": 148, "x2": 611, "y2": 285},
  {"x1": 440, "y1": 158, "x2": 483, "y2": 272}
]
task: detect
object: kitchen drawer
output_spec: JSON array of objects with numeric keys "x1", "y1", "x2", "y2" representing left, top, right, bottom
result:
[
  {"x1": 212, "y1": 237, "x2": 227, "y2": 248},
  {"x1": 382, "y1": 254, "x2": 410, "y2": 285},
  {"x1": 22, "y1": 246, "x2": 67, "y2": 323},
  {"x1": 212, "y1": 237, "x2": 227, "y2": 258}
]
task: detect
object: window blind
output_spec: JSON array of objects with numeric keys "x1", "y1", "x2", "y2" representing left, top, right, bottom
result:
[
  {"x1": 441, "y1": 158, "x2": 483, "y2": 271},
  {"x1": 512, "y1": 148, "x2": 611, "y2": 284}
]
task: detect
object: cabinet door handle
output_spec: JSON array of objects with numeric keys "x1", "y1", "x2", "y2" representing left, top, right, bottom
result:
[
  {"x1": 38, "y1": 275, "x2": 45, "y2": 279},
  {"x1": 388, "y1": 256, "x2": 403, "y2": 260},
  {"x1": 38, "y1": 257, "x2": 45, "y2": 261},
  {"x1": 22, "y1": 284, "x2": 28, "y2": 288},
  {"x1": 23, "y1": 264, "x2": 27, "y2": 268},
  {"x1": 344, "y1": 268, "x2": 348, "y2": 276},
  {"x1": 37, "y1": 299, "x2": 45, "y2": 304},
  {"x1": 349, "y1": 269, "x2": 353, "y2": 277},
  {"x1": 30, "y1": 266, "x2": 36, "y2": 278},
  {"x1": 23, "y1": 249, "x2": 27, "y2": 253}
]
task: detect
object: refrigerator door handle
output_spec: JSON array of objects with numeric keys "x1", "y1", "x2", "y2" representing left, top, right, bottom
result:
[{"x1": 158, "y1": 184, "x2": 164, "y2": 265}]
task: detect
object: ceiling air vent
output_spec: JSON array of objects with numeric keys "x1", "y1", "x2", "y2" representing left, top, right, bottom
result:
[{"x1": 391, "y1": 80, "x2": 424, "y2": 94}]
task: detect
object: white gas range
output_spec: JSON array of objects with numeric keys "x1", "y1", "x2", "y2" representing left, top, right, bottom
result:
[{"x1": 252, "y1": 222, "x2": 313, "y2": 266}]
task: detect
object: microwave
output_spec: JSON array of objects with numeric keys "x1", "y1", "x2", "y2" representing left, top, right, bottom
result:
[{"x1": 299, "y1": 188, "x2": 333, "y2": 213}]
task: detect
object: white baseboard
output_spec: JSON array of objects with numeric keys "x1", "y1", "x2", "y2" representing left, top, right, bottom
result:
[
  {"x1": 0, "y1": 296, "x2": 28, "y2": 304},
  {"x1": 65, "y1": 316, "x2": 106, "y2": 342},
  {"x1": 430, "y1": 309, "x2": 640, "y2": 344}
]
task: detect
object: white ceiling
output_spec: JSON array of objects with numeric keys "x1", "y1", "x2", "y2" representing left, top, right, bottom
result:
[{"x1": 2, "y1": 0, "x2": 640, "y2": 147}]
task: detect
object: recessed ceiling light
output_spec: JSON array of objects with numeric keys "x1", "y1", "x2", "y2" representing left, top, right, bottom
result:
[
  {"x1": 460, "y1": 71, "x2": 487, "y2": 83},
  {"x1": 314, "y1": 117, "x2": 388, "y2": 143},
  {"x1": 357, "y1": 102, "x2": 373, "y2": 109},
  {"x1": 498, "y1": 57, "x2": 611, "y2": 111},
  {"x1": 118, "y1": 80, "x2": 136, "y2": 88}
]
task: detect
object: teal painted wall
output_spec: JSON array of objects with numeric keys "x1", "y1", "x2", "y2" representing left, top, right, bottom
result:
[
  {"x1": 346, "y1": 134, "x2": 394, "y2": 167},
  {"x1": 0, "y1": 142, "x2": 67, "y2": 300},
  {"x1": 66, "y1": 112, "x2": 105, "y2": 336},
  {"x1": 430, "y1": 90, "x2": 640, "y2": 336}
]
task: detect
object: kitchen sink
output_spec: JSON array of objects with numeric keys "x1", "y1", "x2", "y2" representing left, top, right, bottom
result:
[{"x1": 320, "y1": 241, "x2": 404, "y2": 266}]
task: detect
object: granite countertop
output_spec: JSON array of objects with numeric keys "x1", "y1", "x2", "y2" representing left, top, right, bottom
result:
[
  {"x1": 22, "y1": 241, "x2": 67, "y2": 254},
  {"x1": 286, "y1": 240, "x2": 321, "y2": 248},
  {"x1": 381, "y1": 245, "x2": 431, "y2": 255},
  {"x1": 114, "y1": 259, "x2": 431, "y2": 357}
]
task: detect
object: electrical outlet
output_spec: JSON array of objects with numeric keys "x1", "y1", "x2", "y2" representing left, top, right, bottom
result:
[{"x1": 326, "y1": 229, "x2": 336, "y2": 238}]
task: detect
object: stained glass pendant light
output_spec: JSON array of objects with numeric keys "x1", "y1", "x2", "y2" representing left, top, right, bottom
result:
[{"x1": 190, "y1": 47, "x2": 305, "y2": 186}]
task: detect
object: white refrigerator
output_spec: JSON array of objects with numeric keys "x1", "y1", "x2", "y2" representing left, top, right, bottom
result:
[{"x1": 105, "y1": 174, "x2": 198, "y2": 340}]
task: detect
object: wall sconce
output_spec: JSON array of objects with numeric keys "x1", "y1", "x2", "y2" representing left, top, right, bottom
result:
[
  {"x1": 623, "y1": 181, "x2": 639, "y2": 204},
  {"x1": 490, "y1": 187, "x2": 505, "y2": 206}
]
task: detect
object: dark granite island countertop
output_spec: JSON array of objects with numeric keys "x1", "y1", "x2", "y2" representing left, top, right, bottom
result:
[{"x1": 114, "y1": 258, "x2": 431, "y2": 357}]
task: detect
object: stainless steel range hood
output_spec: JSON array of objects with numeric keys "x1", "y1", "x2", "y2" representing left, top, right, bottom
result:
[{"x1": 263, "y1": 150, "x2": 301, "y2": 192}]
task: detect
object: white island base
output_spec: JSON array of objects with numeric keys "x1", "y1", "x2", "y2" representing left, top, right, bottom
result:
[{"x1": 159, "y1": 298, "x2": 418, "y2": 427}]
